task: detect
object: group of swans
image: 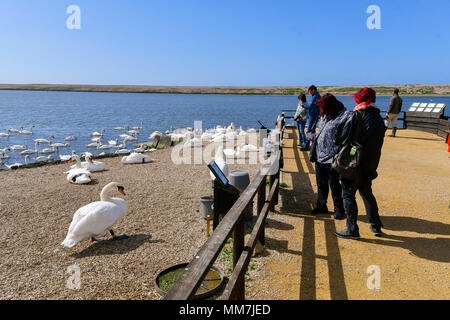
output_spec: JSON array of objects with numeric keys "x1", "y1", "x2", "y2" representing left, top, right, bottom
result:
[
  {"x1": 61, "y1": 182, "x2": 129, "y2": 248},
  {"x1": 149, "y1": 124, "x2": 258, "y2": 148},
  {"x1": 0, "y1": 126, "x2": 35, "y2": 138},
  {"x1": 66, "y1": 153, "x2": 107, "y2": 184}
]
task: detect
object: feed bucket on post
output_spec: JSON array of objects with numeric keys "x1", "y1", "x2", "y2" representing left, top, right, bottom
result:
[{"x1": 200, "y1": 196, "x2": 214, "y2": 219}]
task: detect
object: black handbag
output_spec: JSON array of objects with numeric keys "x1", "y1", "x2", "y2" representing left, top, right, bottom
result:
[{"x1": 332, "y1": 111, "x2": 363, "y2": 181}]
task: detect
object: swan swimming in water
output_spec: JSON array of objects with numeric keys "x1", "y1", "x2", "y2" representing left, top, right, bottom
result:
[
  {"x1": 91, "y1": 129, "x2": 105, "y2": 137},
  {"x1": 6, "y1": 155, "x2": 30, "y2": 169},
  {"x1": 9, "y1": 145, "x2": 27, "y2": 152},
  {"x1": 65, "y1": 136, "x2": 77, "y2": 142},
  {"x1": 0, "y1": 130, "x2": 11, "y2": 138},
  {"x1": 61, "y1": 182, "x2": 129, "y2": 248},
  {"x1": 18, "y1": 126, "x2": 34, "y2": 135},
  {"x1": 35, "y1": 154, "x2": 54, "y2": 162}
]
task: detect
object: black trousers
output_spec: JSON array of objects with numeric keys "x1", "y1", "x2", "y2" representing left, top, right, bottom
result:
[
  {"x1": 315, "y1": 162, "x2": 344, "y2": 216},
  {"x1": 341, "y1": 178, "x2": 383, "y2": 233}
]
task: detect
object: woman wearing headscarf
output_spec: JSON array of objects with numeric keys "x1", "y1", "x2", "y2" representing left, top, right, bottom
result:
[
  {"x1": 334, "y1": 87, "x2": 386, "y2": 240},
  {"x1": 309, "y1": 94, "x2": 348, "y2": 219}
]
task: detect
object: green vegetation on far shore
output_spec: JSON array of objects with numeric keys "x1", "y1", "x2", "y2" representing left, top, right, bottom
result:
[{"x1": 0, "y1": 84, "x2": 449, "y2": 96}]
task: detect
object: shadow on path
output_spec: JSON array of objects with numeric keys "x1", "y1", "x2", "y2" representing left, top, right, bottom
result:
[{"x1": 273, "y1": 128, "x2": 348, "y2": 300}]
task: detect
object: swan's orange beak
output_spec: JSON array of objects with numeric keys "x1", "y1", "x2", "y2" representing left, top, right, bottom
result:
[
  {"x1": 68, "y1": 159, "x2": 72, "y2": 163},
  {"x1": 118, "y1": 186, "x2": 126, "y2": 196},
  {"x1": 89, "y1": 159, "x2": 94, "y2": 163}
]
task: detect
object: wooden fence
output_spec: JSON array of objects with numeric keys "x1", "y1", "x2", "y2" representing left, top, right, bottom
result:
[{"x1": 165, "y1": 120, "x2": 284, "y2": 300}]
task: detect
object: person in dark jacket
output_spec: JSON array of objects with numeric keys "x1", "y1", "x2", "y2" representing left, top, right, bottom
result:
[
  {"x1": 334, "y1": 87, "x2": 386, "y2": 239},
  {"x1": 309, "y1": 94, "x2": 347, "y2": 218},
  {"x1": 299, "y1": 85, "x2": 321, "y2": 151},
  {"x1": 385, "y1": 88, "x2": 403, "y2": 137}
]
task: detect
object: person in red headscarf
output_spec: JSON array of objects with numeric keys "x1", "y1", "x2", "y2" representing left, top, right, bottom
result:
[
  {"x1": 309, "y1": 94, "x2": 348, "y2": 218},
  {"x1": 334, "y1": 87, "x2": 387, "y2": 240}
]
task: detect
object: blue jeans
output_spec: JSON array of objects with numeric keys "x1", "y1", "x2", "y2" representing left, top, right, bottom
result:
[
  {"x1": 296, "y1": 120, "x2": 307, "y2": 145},
  {"x1": 305, "y1": 115, "x2": 319, "y2": 148}
]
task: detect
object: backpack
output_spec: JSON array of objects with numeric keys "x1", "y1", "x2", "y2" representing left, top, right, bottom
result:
[{"x1": 332, "y1": 111, "x2": 363, "y2": 181}]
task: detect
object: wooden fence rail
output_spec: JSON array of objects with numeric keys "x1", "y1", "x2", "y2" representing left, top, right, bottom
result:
[{"x1": 165, "y1": 120, "x2": 283, "y2": 300}]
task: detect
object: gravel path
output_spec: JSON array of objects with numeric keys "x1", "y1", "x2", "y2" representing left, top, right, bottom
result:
[{"x1": 0, "y1": 146, "x2": 259, "y2": 300}]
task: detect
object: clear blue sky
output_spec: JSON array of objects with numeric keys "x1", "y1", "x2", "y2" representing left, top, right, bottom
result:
[{"x1": 0, "y1": 0, "x2": 449, "y2": 86}]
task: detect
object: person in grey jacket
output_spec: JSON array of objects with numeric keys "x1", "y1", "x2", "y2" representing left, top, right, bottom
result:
[
  {"x1": 309, "y1": 94, "x2": 348, "y2": 218},
  {"x1": 385, "y1": 88, "x2": 403, "y2": 137},
  {"x1": 294, "y1": 94, "x2": 308, "y2": 147}
]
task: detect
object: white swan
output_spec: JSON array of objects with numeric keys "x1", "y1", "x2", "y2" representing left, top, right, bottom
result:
[
  {"x1": 114, "y1": 125, "x2": 129, "y2": 131},
  {"x1": 34, "y1": 136, "x2": 53, "y2": 145},
  {"x1": 8, "y1": 128, "x2": 19, "y2": 134},
  {"x1": 40, "y1": 147, "x2": 56, "y2": 154},
  {"x1": 184, "y1": 138, "x2": 203, "y2": 148},
  {"x1": 18, "y1": 126, "x2": 34, "y2": 135},
  {"x1": 60, "y1": 151, "x2": 76, "y2": 161},
  {"x1": 108, "y1": 139, "x2": 119, "y2": 146},
  {"x1": 116, "y1": 148, "x2": 131, "y2": 155},
  {"x1": 50, "y1": 142, "x2": 70, "y2": 150},
  {"x1": 0, "y1": 147, "x2": 11, "y2": 159},
  {"x1": 9, "y1": 145, "x2": 27, "y2": 151},
  {"x1": 35, "y1": 154, "x2": 54, "y2": 162},
  {"x1": 0, "y1": 130, "x2": 11, "y2": 138},
  {"x1": 6, "y1": 155, "x2": 30, "y2": 169},
  {"x1": 241, "y1": 144, "x2": 258, "y2": 152},
  {"x1": 210, "y1": 146, "x2": 229, "y2": 181},
  {"x1": 65, "y1": 135, "x2": 77, "y2": 141},
  {"x1": 78, "y1": 153, "x2": 107, "y2": 172},
  {"x1": 61, "y1": 182, "x2": 129, "y2": 248},
  {"x1": 66, "y1": 155, "x2": 92, "y2": 184},
  {"x1": 121, "y1": 152, "x2": 154, "y2": 164},
  {"x1": 86, "y1": 142, "x2": 99, "y2": 148},
  {"x1": 97, "y1": 141, "x2": 114, "y2": 150},
  {"x1": 132, "y1": 121, "x2": 143, "y2": 131},
  {"x1": 91, "y1": 129, "x2": 105, "y2": 137}
]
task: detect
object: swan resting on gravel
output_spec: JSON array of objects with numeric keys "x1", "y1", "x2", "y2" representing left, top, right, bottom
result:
[
  {"x1": 61, "y1": 182, "x2": 129, "y2": 248},
  {"x1": 66, "y1": 155, "x2": 92, "y2": 184},
  {"x1": 121, "y1": 152, "x2": 154, "y2": 164}
]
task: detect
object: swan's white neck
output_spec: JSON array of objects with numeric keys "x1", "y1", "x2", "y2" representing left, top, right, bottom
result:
[
  {"x1": 73, "y1": 156, "x2": 82, "y2": 168},
  {"x1": 100, "y1": 183, "x2": 116, "y2": 202}
]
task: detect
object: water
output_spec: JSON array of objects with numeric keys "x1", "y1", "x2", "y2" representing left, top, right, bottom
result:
[{"x1": 0, "y1": 90, "x2": 449, "y2": 167}]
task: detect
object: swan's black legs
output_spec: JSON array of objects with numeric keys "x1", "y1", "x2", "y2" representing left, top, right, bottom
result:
[{"x1": 110, "y1": 229, "x2": 129, "y2": 240}]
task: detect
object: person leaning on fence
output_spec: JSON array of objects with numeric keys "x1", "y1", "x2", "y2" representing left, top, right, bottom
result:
[
  {"x1": 299, "y1": 85, "x2": 321, "y2": 151},
  {"x1": 334, "y1": 87, "x2": 386, "y2": 240},
  {"x1": 385, "y1": 88, "x2": 403, "y2": 137},
  {"x1": 294, "y1": 94, "x2": 308, "y2": 147},
  {"x1": 309, "y1": 94, "x2": 347, "y2": 218}
]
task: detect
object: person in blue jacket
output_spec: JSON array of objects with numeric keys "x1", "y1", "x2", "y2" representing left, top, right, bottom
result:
[{"x1": 299, "y1": 85, "x2": 321, "y2": 151}]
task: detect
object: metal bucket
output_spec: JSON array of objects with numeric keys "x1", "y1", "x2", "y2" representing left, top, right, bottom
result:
[
  {"x1": 229, "y1": 171, "x2": 253, "y2": 222},
  {"x1": 200, "y1": 196, "x2": 214, "y2": 219}
]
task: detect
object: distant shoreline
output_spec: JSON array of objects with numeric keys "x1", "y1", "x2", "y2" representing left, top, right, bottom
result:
[{"x1": 0, "y1": 84, "x2": 449, "y2": 96}]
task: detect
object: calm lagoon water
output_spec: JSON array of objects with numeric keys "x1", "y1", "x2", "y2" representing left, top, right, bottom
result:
[{"x1": 0, "y1": 90, "x2": 449, "y2": 166}]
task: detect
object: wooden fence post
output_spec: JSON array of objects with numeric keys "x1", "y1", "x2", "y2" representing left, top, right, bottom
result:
[
  {"x1": 232, "y1": 216, "x2": 245, "y2": 300},
  {"x1": 257, "y1": 179, "x2": 266, "y2": 246}
]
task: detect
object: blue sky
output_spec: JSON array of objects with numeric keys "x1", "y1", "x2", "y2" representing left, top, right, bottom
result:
[{"x1": 0, "y1": 0, "x2": 449, "y2": 86}]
